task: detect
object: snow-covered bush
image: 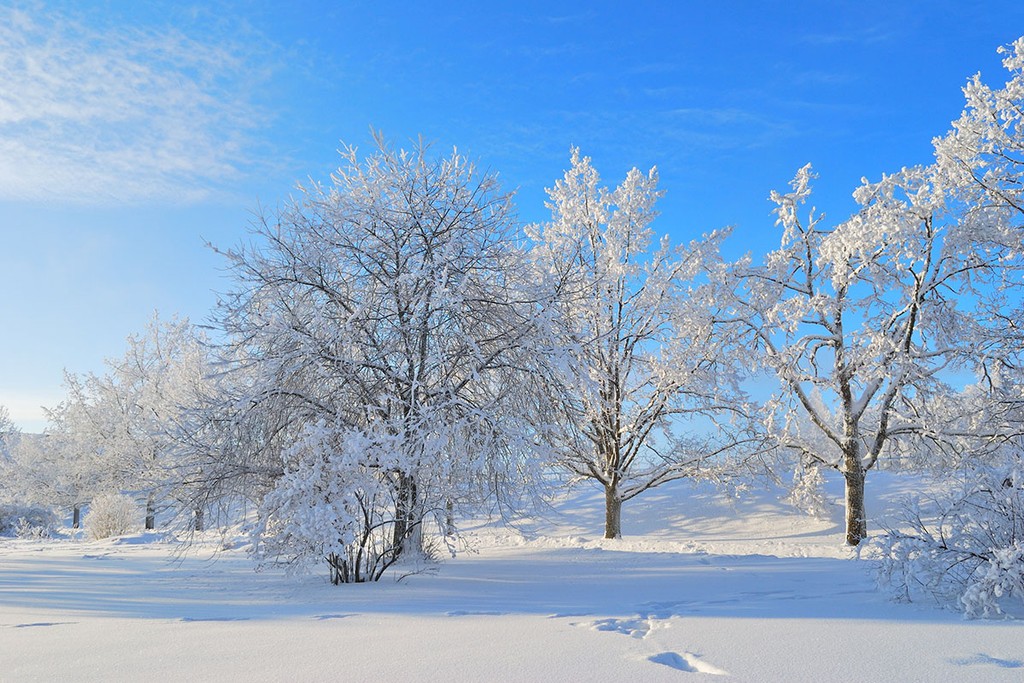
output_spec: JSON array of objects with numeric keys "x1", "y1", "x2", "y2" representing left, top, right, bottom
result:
[
  {"x1": 13, "y1": 517, "x2": 51, "y2": 539},
  {"x1": 256, "y1": 419, "x2": 464, "y2": 584},
  {"x1": 85, "y1": 493, "x2": 139, "y2": 540},
  {"x1": 0, "y1": 504, "x2": 57, "y2": 538},
  {"x1": 877, "y1": 459, "x2": 1024, "y2": 618}
]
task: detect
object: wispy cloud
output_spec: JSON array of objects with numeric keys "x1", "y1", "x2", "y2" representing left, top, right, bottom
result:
[
  {"x1": 801, "y1": 24, "x2": 896, "y2": 46},
  {"x1": 539, "y1": 11, "x2": 597, "y2": 25},
  {"x1": 0, "y1": 6, "x2": 271, "y2": 204},
  {"x1": 790, "y1": 69, "x2": 855, "y2": 86},
  {"x1": 659, "y1": 107, "x2": 797, "y2": 148},
  {"x1": 464, "y1": 103, "x2": 799, "y2": 191}
]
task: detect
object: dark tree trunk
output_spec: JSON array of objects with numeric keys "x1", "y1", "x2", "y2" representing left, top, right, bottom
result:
[
  {"x1": 145, "y1": 496, "x2": 156, "y2": 530},
  {"x1": 444, "y1": 497, "x2": 455, "y2": 537},
  {"x1": 72, "y1": 505, "x2": 81, "y2": 529},
  {"x1": 604, "y1": 485, "x2": 622, "y2": 539},
  {"x1": 194, "y1": 508, "x2": 204, "y2": 532},
  {"x1": 392, "y1": 474, "x2": 418, "y2": 558},
  {"x1": 327, "y1": 552, "x2": 349, "y2": 585},
  {"x1": 843, "y1": 461, "x2": 867, "y2": 546}
]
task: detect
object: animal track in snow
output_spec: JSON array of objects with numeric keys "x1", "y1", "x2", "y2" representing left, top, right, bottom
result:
[
  {"x1": 589, "y1": 616, "x2": 656, "y2": 639},
  {"x1": 951, "y1": 653, "x2": 1024, "y2": 669},
  {"x1": 577, "y1": 611, "x2": 729, "y2": 676},
  {"x1": 579, "y1": 606, "x2": 677, "y2": 640},
  {"x1": 649, "y1": 651, "x2": 729, "y2": 676}
]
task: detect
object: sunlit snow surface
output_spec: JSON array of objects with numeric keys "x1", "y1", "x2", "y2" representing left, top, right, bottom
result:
[{"x1": 2, "y1": 474, "x2": 1023, "y2": 681}]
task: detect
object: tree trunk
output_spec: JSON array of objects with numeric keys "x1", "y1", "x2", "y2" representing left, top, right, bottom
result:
[
  {"x1": 444, "y1": 497, "x2": 455, "y2": 537},
  {"x1": 194, "y1": 508, "x2": 204, "y2": 532},
  {"x1": 604, "y1": 485, "x2": 622, "y2": 539},
  {"x1": 72, "y1": 505, "x2": 81, "y2": 529},
  {"x1": 843, "y1": 463, "x2": 867, "y2": 546},
  {"x1": 145, "y1": 495, "x2": 156, "y2": 530},
  {"x1": 392, "y1": 473, "x2": 418, "y2": 558},
  {"x1": 327, "y1": 552, "x2": 349, "y2": 585}
]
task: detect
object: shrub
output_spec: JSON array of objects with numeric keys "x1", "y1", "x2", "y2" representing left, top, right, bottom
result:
[
  {"x1": 877, "y1": 457, "x2": 1024, "y2": 618},
  {"x1": 85, "y1": 493, "x2": 139, "y2": 540},
  {"x1": 0, "y1": 504, "x2": 58, "y2": 538}
]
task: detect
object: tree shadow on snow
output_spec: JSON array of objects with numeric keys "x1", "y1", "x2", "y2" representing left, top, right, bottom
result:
[{"x1": 0, "y1": 539, "x2": 955, "y2": 625}]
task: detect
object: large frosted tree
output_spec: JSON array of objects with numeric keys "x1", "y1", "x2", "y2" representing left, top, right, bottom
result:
[
  {"x1": 528, "y1": 149, "x2": 743, "y2": 539},
  {"x1": 208, "y1": 136, "x2": 553, "y2": 582},
  {"x1": 718, "y1": 147, "x2": 1023, "y2": 545},
  {"x1": 874, "y1": 37, "x2": 1024, "y2": 614}
]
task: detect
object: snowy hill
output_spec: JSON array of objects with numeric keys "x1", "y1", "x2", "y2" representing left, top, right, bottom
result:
[{"x1": 2, "y1": 473, "x2": 1023, "y2": 681}]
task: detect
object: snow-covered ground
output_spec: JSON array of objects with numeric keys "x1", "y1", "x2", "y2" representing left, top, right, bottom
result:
[{"x1": 2, "y1": 474, "x2": 1023, "y2": 682}]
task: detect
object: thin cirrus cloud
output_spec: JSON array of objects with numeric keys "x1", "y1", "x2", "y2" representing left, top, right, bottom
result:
[
  {"x1": 0, "y1": 7, "x2": 269, "y2": 205},
  {"x1": 800, "y1": 25, "x2": 896, "y2": 46}
]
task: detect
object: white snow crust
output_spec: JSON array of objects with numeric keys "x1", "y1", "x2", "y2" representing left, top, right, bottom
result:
[{"x1": 2, "y1": 473, "x2": 1023, "y2": 682}]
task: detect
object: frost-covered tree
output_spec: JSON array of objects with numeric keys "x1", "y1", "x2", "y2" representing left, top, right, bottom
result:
[
  {"x1": 0, "y1": 404, "x2": 16, "y2": 461},
  {"x1": 528, "y1": 149, "x2": 744, "y2": 539},
  {"x1": 719, "y1": 146, "x2": 1023, "y2": 545},
  {"x1": 43, "y1": 315, "x2": 210, "y2": 528},
  {"x1": 720, "y1": 38, "x2": 1024, "y2": 546},
  {"x1": 41, "y1": 396, "x2": 106, "y2": 527},
  {"x1": 207, "y1": 135, "x2": 553, "y2": 582},
  {"x1": 0, "y1": 405, "x2": 24, "y2": 508},
  {"x1": 876, "y1": 37, "x2": 1024, "y2": 614},
  {"x1": 1, "y1": 432, "x2": 57, "y2": 510},
  {"x1": 112, "y1": 314, "x2": 210, "y2": 527},
  {"x1": 0, "y1": 411, "x2": 61, "y2": 537}
]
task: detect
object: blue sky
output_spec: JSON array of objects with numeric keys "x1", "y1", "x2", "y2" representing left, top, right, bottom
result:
[{"x1": 2, "y1": 0, "x2": 1023, "y2": 431}]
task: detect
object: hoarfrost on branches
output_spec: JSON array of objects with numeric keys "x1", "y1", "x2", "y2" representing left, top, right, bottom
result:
[
  {"x1": 39, "y1": 315, "x2": 210, "y2": 530},
  {"x1": 718, "y1": 137, "x2": 1024, "y2": 545},
  {"x1": 0, "y1": 405, "x2": 15, "y2": 460},
  {"x1": 787, "y1": 461, "x2": 831, "y2": 520},
  {"x1": 877, "y1": 451, "x2": 1024, "y2": 618},
  {"x1": 204, "y1": 134, "x2": 555, "y2": 582},
  {"x1": 85, "y1": 492, "x2": 140, "y2": 541},
  {"x1": 876, "y1": 36, "x2": 1024, "y2": 616},
  {"x1": 528, "y1": 148, "x2": 750, "y2": 539}
]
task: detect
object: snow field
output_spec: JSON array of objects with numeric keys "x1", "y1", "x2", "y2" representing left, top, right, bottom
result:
[{"x1": 2, "y1": 473, "x2": 1023, "y2": 682}]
